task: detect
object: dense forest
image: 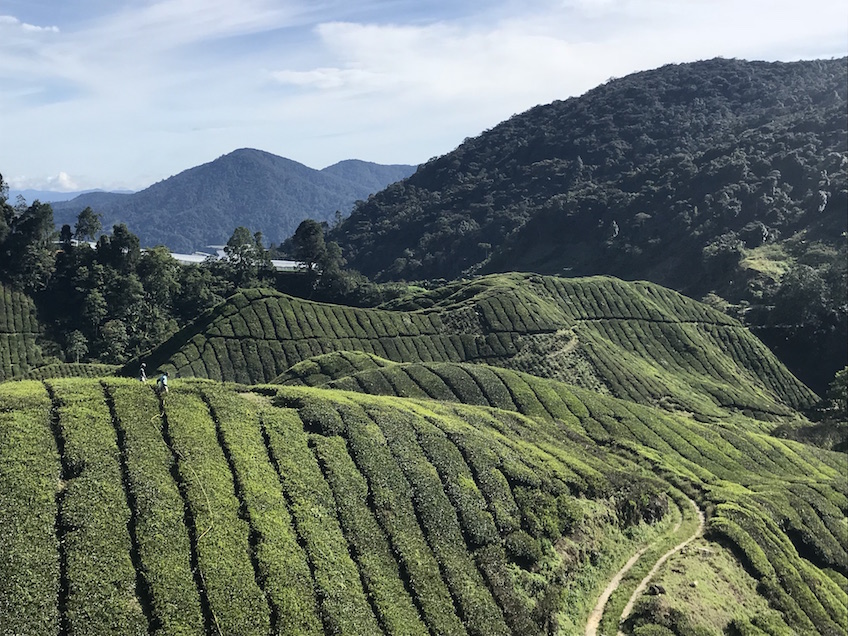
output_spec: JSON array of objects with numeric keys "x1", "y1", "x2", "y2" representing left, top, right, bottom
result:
[{"x1": 330, "y1": 57, "x2": 847, "y2": 392}]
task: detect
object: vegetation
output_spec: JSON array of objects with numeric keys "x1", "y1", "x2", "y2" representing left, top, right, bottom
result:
[
  {"x1": 0, "y1": 282, "x2": 45, "y2": 381},
  {"x1": 1, "y1": 179, "x2": 411, "y2": 375},
  {"x1": 132, "y1": 273, "x2": 815, "y2": 419},
  {"x1": 330, "y1": 57, "x2": 847, "y2": 393},
  {"x1": 1, "y1": 376, "x2": 844, "y2": 635}
]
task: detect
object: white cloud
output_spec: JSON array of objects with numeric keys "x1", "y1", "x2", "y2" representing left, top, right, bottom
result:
[
  {"x1": 8, "y1": 171, "x2": 81, "y2": 192},
  {"x1": 0, "y1": 0, "x2": 845, "y2": 191},
  {"x1": 21, "y1": 23, "x2": 60, "y2": 33},
  {"x1": 0, "y1": 14, "x2": 59, "y2": 33}
]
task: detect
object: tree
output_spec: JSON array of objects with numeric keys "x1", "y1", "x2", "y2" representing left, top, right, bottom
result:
[
  {"x1": 138, "y1": 246, "x2": 181, "y2": 309},
  {"x1": 0, "y1": 173, "x2": 12, "y2": 245},
  {"x1": 66, "y1": 330, "x2": 88, "y2": 363},
  {"x1": 100, "y1": 319, "x2": 129, "y2": 363},
  {"x1": 827, "y1": 367, "x2": 847, "y2": 415},
  {"x1": 96, "y1": 223, "x2": 140, "y2": 273},
  {"x1": 292, "y1": 219, "x2": 327, "y2": 272},
  {"x1": 0, "y1": 199, "x2": 56, "y2": 291},
  {"x1": 59, "y1": 224, "x2": 73, "y2": 248},
  {"x1": 74, "y1": 207, "x2": 102, "y2": 243},
  {"x1": 224, "y1": 226, "x2": 267, "y2": 286}
]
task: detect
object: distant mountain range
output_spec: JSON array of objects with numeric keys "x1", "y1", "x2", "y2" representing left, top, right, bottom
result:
[
  {"x1": 8, "y1": 188, "x2": 135, "y2": 203},
  {"x1": 48, "y1": 150, "x2": 416, "y2": 252}
]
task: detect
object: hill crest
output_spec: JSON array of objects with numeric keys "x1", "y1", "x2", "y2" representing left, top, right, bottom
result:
[{"x1": 124, "y1": 273, "x2": 816, "y2": 418}]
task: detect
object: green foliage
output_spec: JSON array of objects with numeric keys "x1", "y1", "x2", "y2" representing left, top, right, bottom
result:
[
  {"x1": 827, "y1": 367, "x2": 847, "y2": 414},
  {"x1": 104, "y1": 380, "x2": 205, "y2": 635},
  {"x1": 224, "y1": 226, "x2": 272, "y2": 287},
  {"x1": 48, "y1": 378, "x2": 148, "y2": 635},
  {"x1": 1, "y1": 358, "x2": 845, "y2": 636},
  {"x1": 329, "y1": 57, "x2": 848, "y2": 390},
  {"x1": 0, "y1": 381, "x2": 59, "y2": 636},
  {"x1": 262, "y1": 405, "x2": 381, "y2": 635},
  {"x1": 202, "y1": 388, "x2": 322, "y2": 636},
  {"x1": 311, "y1": 434, "x2": 429, "y2": 636},
  {"x1": 0, "y1": 282, "x2": 45, "y2": 380},
  {"x1": 74, "y1": 206, "x2": 102, "y2": 242},
  {"x1": 0, "y1": 198, "x2": 56, "y2": 292},
  {"x1": 163, "y1": 385, "x2": 271, "y2": 635},
  {"x1": 135, "y1": 274, "x2": 815, "y2": 419}
]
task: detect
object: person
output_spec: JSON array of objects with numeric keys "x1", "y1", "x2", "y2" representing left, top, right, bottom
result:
[
  {"x1": 156, "y1": 371, "x2": 169, "y2": 394},
  {"x1": 139, "y1": 362, "x2": 147, "y2": 382}
]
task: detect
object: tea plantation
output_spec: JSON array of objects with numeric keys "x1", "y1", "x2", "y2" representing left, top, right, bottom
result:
[
  {"x1": 126, "y1": 274, "x2": 814, "y2": 419},
  {"x1": 1, "y1": 373, "x2": 844, "y2": 635},
  {"x1": 0, "y1": 282, "x2": 44, "y2": 381},
  {"x1": 2, "y1": 272, "x2": 844, "y2": 636}
]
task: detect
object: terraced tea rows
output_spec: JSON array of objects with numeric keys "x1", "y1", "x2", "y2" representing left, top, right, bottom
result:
[
  {"x1": 280, "y1": 357, "x2": 848, "y2": 635},
  {"x1": 2, "y1": 378, "x2": 686, "y2": 636},
  {"x1": 128, "y1": 274, "x2": 815, "y2": 418},
  {"x1": 2, "y1": 376, "x2": 844, "y2": 635},
  {"x1": 0, "y1": 283, "x2": 44, "y2": 381},
  {"x1": 20, "y1": 362, "x2": 119, "y2": 381}
]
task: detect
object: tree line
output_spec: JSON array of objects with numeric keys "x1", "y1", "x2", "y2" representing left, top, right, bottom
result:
[{"x1": 1, "y1": 174, "x2": 403, "y2": 367}]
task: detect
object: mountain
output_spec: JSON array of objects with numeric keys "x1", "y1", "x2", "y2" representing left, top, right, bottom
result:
[
  {"x1": 329, "y1": 56, "x2": 847, "y2": 393},
  {"x1": 49, "y1": 149, "x2": 416, "y2": 252},
  {"x1": 6, "y1": 188, "x2": 134, "y2": 203},
  {"x1": 332, "y1": 57, "x2": 846, "y2": 284}
]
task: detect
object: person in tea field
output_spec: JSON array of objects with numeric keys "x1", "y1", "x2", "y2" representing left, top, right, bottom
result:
[
  {"x1": 139, "y1": 362, "x2": 147, "y2": 382},
  {"x1": 156, "y1": 371, "x2": 169, "y2": 394}
]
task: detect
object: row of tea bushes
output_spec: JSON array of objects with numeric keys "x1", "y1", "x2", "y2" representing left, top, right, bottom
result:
[
  {"x1": 3, "y1": 376, "x2": 842, "y2": 635},
  {"x1": 125, "y1": 274, "x2": 816, "y2": 418},
  {"x1": 0, "y1": 284, "x2": 44, "y2": 381}
]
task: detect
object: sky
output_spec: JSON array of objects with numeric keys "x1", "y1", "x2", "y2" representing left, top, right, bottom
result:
[{"x1": 1, "y1": 0, "x2": 846, "y2": 193}]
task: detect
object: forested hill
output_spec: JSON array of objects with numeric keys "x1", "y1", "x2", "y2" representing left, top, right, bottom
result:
[
  {"x1": 332, "y1": 56, "x2": 846, "y2": 291},
  {"x1": 49, "y1": 149, "x2": 415, "y2": 252}
]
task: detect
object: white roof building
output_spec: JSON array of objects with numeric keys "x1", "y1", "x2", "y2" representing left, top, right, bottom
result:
[{"x1": 169, "y1": 246, "x2": 301, "y2": 271}]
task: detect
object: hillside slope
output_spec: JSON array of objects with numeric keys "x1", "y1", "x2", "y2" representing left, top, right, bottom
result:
[
  {"x1": 280, "y1": 356, "x2": 848, "y2": 634},
  {"x1": 333, "y1": 57, "x2": 846, "y2": 286},
  {"x1": 50, "y1": 149, "x2": 415, "y2": 252},
  {"x1": 0, "y1": 283, "x2": 44, "y2": 381},
  {"x1": 1, "y1": 377, "x2": 844, "y2": 635},
  {"x1": 127, "y1": 273, "x2": 816, "y2": 418},
  {"x1": 329, "y1": 57, "x2": 847, "y2": 391}
]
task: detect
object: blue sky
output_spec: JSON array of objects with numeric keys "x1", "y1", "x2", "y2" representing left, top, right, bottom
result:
[{"x1": 1, "y1": 0, "x2": 846, "y2": 192}]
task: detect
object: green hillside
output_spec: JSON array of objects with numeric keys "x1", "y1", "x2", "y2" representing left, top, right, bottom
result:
[
  {"x1": 332, "y1": 57, "x2": 846, "y2": 289},
  {"x1": 329, "y1": 57, "x2": 847, "y2": 393},
  {"x1": 2, "y1": 376, "x2": 844, "y2": 635},
  {"x1": 129, "y1": 273, "x2": 816, "y2": 418},
  {"x1": 0, "y1": 283, "x2": 45, "y2": 381}
]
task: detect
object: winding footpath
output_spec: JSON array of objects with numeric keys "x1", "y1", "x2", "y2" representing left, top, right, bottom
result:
[{"x1": 585, "y1": 496, "x2": 705, "y2": 636}]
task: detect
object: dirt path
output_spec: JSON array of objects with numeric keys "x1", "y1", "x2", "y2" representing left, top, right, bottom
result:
[{"x1": 585, "y1": 496, "x2": 704, "y2": 636}]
